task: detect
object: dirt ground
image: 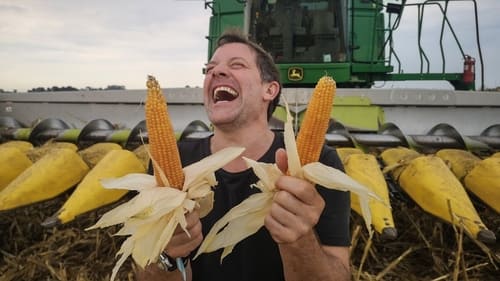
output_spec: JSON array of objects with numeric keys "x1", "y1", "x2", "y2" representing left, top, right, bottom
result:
[{"x1": 1, "y1": 190, "x2": 499, "y2": 281}]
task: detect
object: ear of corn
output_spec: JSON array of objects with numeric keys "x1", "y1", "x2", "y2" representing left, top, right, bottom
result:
[
  {"x1": 296, "y1": 75, "x2": 336, "y2": 165},
  {"x1": 85, "y1": 76, "x2": 245, "y2": 280},
  {"x1": 145, "y1": 76, "x2": 184, "y2": 189},
  {"x1": 0, "y1": 148, "x2": 89, "y2": 211}
]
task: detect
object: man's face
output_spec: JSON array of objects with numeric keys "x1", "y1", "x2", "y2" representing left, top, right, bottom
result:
[{"x1": 203, "y1": 42, "x2": 269, "y2": 129}]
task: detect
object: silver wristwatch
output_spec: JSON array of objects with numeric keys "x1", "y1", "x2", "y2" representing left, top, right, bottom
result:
[{"x1": 158, "y1": 252, "x2": 189, "y2": 272}]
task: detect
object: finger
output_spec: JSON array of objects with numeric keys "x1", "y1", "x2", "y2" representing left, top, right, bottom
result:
[
  {"x1": 273, "y1": 189, "x2": 302, "y2": 216},
  {"x1": 166, "y1": 211, "x2": 203, "y2": 257},
  {"x1": 173, "y1": 210, "x2": 200, "y2": 234},
  {"x1": 270, "y1": 193, "x2": 299, "y2": 225},
  {"x1": 275, "y1": 148, "x2": 288, "y2": 174},
  {"x1": 273, "y1": 189, "x2": 322, "y2": 228},
  {"x1": 275, "y1": 175, "x2": 320, "y2": 206},
  {"x1": 167, "y1": 220, "x2": 203, "y2": 257},
  {"x1": 265, "y1": 204, "x2": 310, "y2": 243},
  {"x1": 264, "y1": 211, "x2": 296, "y2": 243}
]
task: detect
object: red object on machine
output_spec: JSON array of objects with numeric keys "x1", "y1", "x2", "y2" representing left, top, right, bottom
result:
[{"x1": 462, "y1": 55, "x2": 475, "y2": 84}]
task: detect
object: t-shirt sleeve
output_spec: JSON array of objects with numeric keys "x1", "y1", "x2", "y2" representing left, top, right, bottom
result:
[{"x1": 315, "y1": 145, "x2": 351, "y2": 246}]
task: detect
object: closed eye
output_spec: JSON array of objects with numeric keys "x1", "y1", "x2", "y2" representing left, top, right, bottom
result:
[
  {"x1": 205, "y1": 64, "x2": 215, "y2": 74},
  {"x1": 230, "y1": 62, "x2": 245, "y2": 69}
]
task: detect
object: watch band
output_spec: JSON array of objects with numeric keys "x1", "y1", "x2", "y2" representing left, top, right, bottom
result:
[{"x1": 158, "y1": 252, "x2": 189, "y2": 272}]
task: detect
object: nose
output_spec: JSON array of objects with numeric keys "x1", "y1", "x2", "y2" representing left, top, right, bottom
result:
[{"x1": 211, "y1": 64, "x2": 228, "y2": 78}]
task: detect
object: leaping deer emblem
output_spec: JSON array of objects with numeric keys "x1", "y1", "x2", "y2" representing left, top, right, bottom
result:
[{"x1": 288, "y1": 67, "x2": 303, "y2": 81}]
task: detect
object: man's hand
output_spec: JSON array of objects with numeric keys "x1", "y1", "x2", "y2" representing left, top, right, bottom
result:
[
  {"x1": 265, "y1": 148, "x2": 326, "y2": 244},
  {"x1": 165, "y1": 210, "x2": 203, "y2": 258},
  {"x1": 267, "y1": 149, "x2": 350, "y2": 281}
]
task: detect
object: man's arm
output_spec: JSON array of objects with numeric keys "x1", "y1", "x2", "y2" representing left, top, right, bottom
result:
[{"x1": 278, "y1": 233, "x2": 350, "y2": 281}]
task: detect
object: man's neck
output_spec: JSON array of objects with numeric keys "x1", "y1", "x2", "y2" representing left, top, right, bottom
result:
[{"x1": 211, "y1": 124, "x2": 275, "y2": 173}]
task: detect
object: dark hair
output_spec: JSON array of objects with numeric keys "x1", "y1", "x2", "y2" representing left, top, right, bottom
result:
[{"x1": 215, "y1": 28, "x2": 282, "y2": 120}]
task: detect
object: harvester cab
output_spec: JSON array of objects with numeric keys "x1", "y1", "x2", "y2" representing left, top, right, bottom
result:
[{"x1": 206, "y1": 0, "x2": 481, "y2": 90}]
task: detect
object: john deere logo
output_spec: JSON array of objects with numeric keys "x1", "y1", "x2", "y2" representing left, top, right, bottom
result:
[{"x1": 288, "y1": 67, "x2": 303, "y2": 81}]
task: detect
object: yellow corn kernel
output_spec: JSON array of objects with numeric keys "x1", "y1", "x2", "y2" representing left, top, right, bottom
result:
[
  {"x1": 145, "y1": 75, "x2": 184, "y2": 189},
  {"x1": 296, "y1": 75, "x2": 336, "y2": 165}
]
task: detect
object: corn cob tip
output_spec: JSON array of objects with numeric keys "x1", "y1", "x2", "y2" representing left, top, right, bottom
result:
[
  {"x1": 321, "y1": 74, "x2": 335, "y2": 82},
  {"x1": 146, "y1": 75, "x2": 160, "y2": 91}
]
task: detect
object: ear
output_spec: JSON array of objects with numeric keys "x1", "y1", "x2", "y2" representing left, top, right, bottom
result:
[{"x1": 263, "y1": 81, "x2": 280, "y2": 102}]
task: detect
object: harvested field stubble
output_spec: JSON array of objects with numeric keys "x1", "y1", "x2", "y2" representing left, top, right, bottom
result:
[
  {"x1": 0, "y1": 193, "x2": 135, "y2": 281},
  {"x1": 0, "y1": 190, "x2": 499, "y2": 280},
  {"x1": 350, "y1": 198, "x2": 500, "y2": 281}
]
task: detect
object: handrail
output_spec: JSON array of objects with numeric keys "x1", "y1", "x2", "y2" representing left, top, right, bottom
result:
[
  {"x1": 471, "y1": 0, "x2": 484, "y2": 90},
  {"x1": 417, "y1": 5, "x2": 430, "y2": 73},
  {"x1": 385, "y1": 0, "x2": 483, "y2": 89}
]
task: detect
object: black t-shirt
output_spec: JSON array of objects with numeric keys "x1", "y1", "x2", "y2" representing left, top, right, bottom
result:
[{"x1": 176, "y1": 132, "x2": 351, "y2": 281}]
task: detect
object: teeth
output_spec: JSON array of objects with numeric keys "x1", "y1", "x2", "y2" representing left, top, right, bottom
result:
[{"x1": 213, "y1": 86, "x2": 238, "y2": 102}]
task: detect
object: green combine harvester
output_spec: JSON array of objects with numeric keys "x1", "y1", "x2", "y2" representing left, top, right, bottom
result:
[{"x1": 205, "y1": 0, "x2": 481, "y2": 90}]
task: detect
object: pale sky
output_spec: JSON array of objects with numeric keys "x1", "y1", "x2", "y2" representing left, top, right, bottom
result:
[{"x1": 0, "y1": 0, "x2": 499, "y2": 92}]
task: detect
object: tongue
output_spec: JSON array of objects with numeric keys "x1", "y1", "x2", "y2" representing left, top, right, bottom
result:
[{"x1": 215, "y1": 91, "x2": 237, "y2": 102}]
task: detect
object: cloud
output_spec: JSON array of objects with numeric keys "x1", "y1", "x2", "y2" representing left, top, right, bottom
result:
[
  {"x1": 0, "y1": 0, "x2": 211, "y2": 91},
  {"x1": 0, "y1": 0, "x2": 498, "y2": 92}
]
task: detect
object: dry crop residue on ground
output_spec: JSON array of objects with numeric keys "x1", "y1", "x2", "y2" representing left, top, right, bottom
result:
[{"x1": 1, "y1": 190, "x2": 499, "y2": 280}]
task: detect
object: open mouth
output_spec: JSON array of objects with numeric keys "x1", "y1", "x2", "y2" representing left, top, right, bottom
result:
[{"x1": 213, "y1": 86, "x2": 238, "y2": 103}]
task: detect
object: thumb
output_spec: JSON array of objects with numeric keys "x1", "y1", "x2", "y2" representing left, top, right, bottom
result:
[{"x1": 275, "y1": 148, "x2": 288, "y2": 174}]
